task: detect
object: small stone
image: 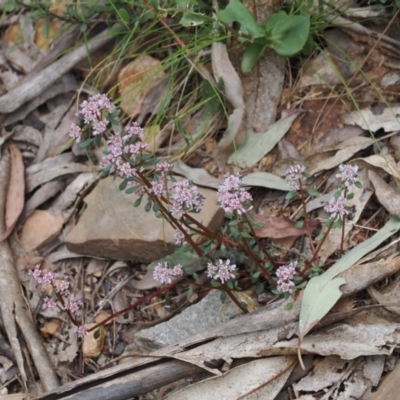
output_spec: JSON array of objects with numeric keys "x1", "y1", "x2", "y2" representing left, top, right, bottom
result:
[
  {"x1": 66, "y1": 177, "x2": 224, "y2": 262},
  {"x1": 123, "y1": 290, "x2": 245, "y2": 354}
]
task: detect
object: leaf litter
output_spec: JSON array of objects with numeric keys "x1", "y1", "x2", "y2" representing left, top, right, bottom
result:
[{"x1": 2, "y1": 3, "x2": 400, "y2": 400}]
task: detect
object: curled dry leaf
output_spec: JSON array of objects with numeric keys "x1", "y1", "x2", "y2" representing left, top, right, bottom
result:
[
  {"x1": 0, "y1": 142, "x2": 25, "y2": 242},
  {"x1": 342, "y1": 105, "x2": 400, "y2": 132},
  {"x1": 368, "y1": 170, "x2": 400, "y2": 218},
  {"x1": 253, "y1": 215, "x2": 319, "y2": 239},
  {"x1": 168, "y1": 357, "x2": 296, "y2": 400},
  {"x1": 306, "y1": 136, "x2": 374, "y2": 176},
  {"x1": 82, "y1": 324, "x2": 107, "y2": 359},
  {"x1": 118, "y1": 55, "x2": 167, "y2": 118},
  {"x1": 360, "y1": 155, "x2": 400, "y2": 180}
]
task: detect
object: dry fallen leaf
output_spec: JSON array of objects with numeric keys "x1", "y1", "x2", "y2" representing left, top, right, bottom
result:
[
  {"x1": 40, "y1": 319, "x2": 62, "y2": 337},
  {"x1": 82, "y1": 324, "x2": 106, "y2": 359},
  {"x1": 118, "y1": 55, "x2": 167, "y2": 118},
  {"x1": 253, "y1": 215, "x2": 319, "y2": 239},
  {"x1": 0, "y1": 142, "x2": 25, "y2": 242}
]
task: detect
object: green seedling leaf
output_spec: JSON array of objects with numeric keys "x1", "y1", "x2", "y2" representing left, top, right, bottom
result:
[
  {"x1": 299, "y1": 216, "x2": 400, "y2": 343},
  {"x1": 307, "y1": 188, "x2": 319, "y2": 197},
  {"x1": 133, "y1": 197, "x2": 142, "y2": 207},
  {"x1": 5, "y1": 0, "x2": 16, "y2": 12},
  {"x1": 286, "y1": 190, "x2": 297, "y2": 200},
  {"x1": 217, "y1": 0, "x2": 264, "y2": 38},
  {"x1": 42, "y1": 17, "x2": 50, "y2": 39},
  {"x1": 94, "y1": 328, "x2": 101, "y2": 340},
  {"x1": 229, "y1": 110, "x2": 303, "y2": 168},
  {"x1": 315, "y1": 233, "x2": 324, "y2": 241},
  {"x1": 294, "y1": 221, "x2": 304, "y2": 229},
  {"x1": 241, "y1": 42, "x2": 266, "y2": 73},
  {"x1": 144, "y1": 200, "x2": 152, "y2": 212},
  {"x1": 118, "y1": 8, "x2": 130, "y2": 26},
  {"x1": 180, "y1": 11, "x2": 208, "y2": 26},
  {"x1": 265, "y1": 11, "x2": 310, "y2": 57},
  {"x1": 186, "y1": 286, "x2": 194, "y2": 298},
  {"x1": 119, "y1": 179, "x2": 128, "y2": 191}
]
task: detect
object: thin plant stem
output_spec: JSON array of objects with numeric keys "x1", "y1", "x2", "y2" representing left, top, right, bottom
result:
[
  {"x1": 340, "y1": 188, "x2": 348, "y2": 256},
  {"x1": 298, "y1": 179, "x2": 316, "y2": 255},
  {"x1": 88, "y1": 277, "x2": 185, "y2": 332},
  {"x1": 243, "y1": 213, "x2": 277, "y2": 269},
  {"x1": 302, "y1": 219, "x2": 335, "y2": 273}
]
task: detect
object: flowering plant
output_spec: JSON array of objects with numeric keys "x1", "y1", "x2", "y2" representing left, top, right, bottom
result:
[{"x1": 28, "y1": 94, "x2": 362, "y2": 337}]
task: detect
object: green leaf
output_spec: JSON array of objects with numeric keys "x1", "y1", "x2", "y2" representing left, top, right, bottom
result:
[
  {"x1": 285, "y1": 302, "x2": 294, "y2": 310},
  {"x1": 347, "y1": 192, "x2": 354, "y2": 200},
  {"x1": 78, "y1": 138, "x2": 93, "y2": 148},
  {"x1": 217, "y1": 0, "x2": 264, "y2": 38},
  {"x1": 186, "y1": 286, "x2": 194, "y2": 298},
  {"x1": 255, "y1": 281, "x2": 264, "y2": 294},
  {"x1": 241, "y1": 42, "x2": 266, "y2": 73},
  {"x1": 31, "y1": 9, "x2": 49, "y2": 19},
  {"x1": 220, "y1": 291, "x2": 227, "y2": 302},
  {"x1": 5, "y1": 0, "x2": 16, "y2": 12},
  {"x1": 180, "y1": 11, "x2": 208, "y2": 26},
  {"x1": 211, "y1": 279, "x2": 221, "y2": 288},
  {"x1": 299, "y1": 216, "x2": 400, "y2": 343},
  {"x1": 307, "y1": 188, "x2": 319, "y2": 197},
  {"x1": 94, "y1": 328, "x2": 101, "y2": 340},
  {"x1": 355, "y1": 181, "x2": 362, "y2": 188},
  {"x1": 315, "y1": 232, "x2": 324, "y2": 241},
  {"x1": 118, "y1": 8, "x2": 130, "y2": 26},
  {"x1": 119, "y1": 179, "x2": 128, "y2": 191},
  {"x1": 229, "y1": 111, "x2": 302, "y2": 168},
  {"x1": 285, "y1": 190, "x2": 297, "y2": 200},
  {"x1": 265, "y1": 11, "x2": 310, "y2": 57},
  {"x1": 133, "y1": 197, "x2": 142, "y2": 207},
  {"x1": 144, "y1": 200, "x2": 152, "y2": 212},
  {"x1": 295, "y1": 220, "x2": 304, "y2": 229}
]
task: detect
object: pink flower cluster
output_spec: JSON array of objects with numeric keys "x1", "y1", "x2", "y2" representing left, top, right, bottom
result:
[
  {"x1": 285, "y1": 164, "x2": 306, "y2": 191},
  {"x1": 101, "y1": 122, "x2": 149, "y2": 178},
  {"x1": 276, "y1": 261, "x2": 297, "y2": 294},
  {"x1": 149, "y1": 161, "x2": 173, "y2": 198},
  {"x1": 153, "y1": 262, "x2": 184, "y2": 284},
  {"x1": 169, "y1": 179, "x2": 204, "y2": 218},
  {"x1": 174, "y1": 225, "x2": 191, "y2": 246},
  {"x1": 336, "y1": 164, "x2": 359, "y2": 188},
  {"x1": 207, "y1": 259, "x2": 236, "y2": 284},
  {"x1": 28, "y1": 265, "x2": 87, "y2": 338},
  {"x1": 69, "y1": 94, "x2": 115, "y2": 142},
  {"x1": 324, "y1": 196, "x2": 350, "y2": 220},
  {"x1": 217, "y1": 174, "x2": 253, "y2": 215}
]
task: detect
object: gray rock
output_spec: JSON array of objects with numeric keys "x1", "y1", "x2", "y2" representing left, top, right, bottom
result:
[
  {"x1": 65, "y1": 177, "x2": 224, "y2": 262},
  {"x1": 124, "y1": 290, "x2": 243, "y2": 354}
]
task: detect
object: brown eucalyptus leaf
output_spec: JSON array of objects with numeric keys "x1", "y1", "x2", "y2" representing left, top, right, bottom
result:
[
  {"x1": 253, "y1": 215, "x2": 319, "y2": 239},
  {"x1": 0, "y1": 142, "x2": 25, "y2": 242}
]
